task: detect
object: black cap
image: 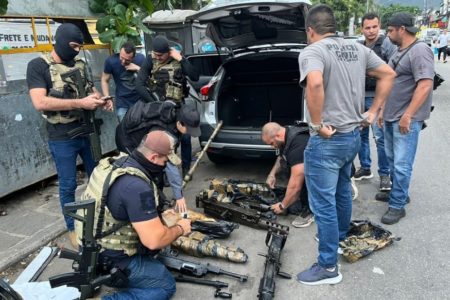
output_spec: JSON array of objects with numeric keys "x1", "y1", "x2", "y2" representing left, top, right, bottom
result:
[
  {"x1": 387, "y1": 12, "x2": 419, "y2": 34},
  {"x1": 152, "y1": 35, "x2": 170, "y2": 53},
  {"x1": 178, "y1": 105, "x2": 201, "y2": 137}
]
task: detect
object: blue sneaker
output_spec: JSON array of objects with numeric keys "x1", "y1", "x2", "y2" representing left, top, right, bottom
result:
[{"x1": 297, "y1": 263, "x2": 342, "y2": 285}]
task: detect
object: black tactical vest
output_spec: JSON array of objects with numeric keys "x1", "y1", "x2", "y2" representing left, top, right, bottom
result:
[
  {"x1": 280, "y1": 125, "x2": 309, "y2": 169},
  {"x1": 115, "y1": 101, "x2": 179, "y2": 154},
  {"x1": 359, "y1": 36, "x2": 387, "y2": 91}
]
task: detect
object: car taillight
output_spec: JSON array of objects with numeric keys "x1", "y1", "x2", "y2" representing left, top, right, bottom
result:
[{"x1": 200, "y1": 84, "x2": 211, "y2": 96}]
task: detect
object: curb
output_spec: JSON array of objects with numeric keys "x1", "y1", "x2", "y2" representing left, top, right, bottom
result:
[{"x1": 0, "y1": 225, "x2": 66, "y2": 272}]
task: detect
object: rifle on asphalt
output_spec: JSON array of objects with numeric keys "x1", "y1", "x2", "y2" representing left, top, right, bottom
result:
[
  {"x1": 196, "y1": 190, "x2": 279, "y2": 230},
  {"x1": 258, "y1": 223, "x2": 291, "y2": 300},
  {"x1": 49, "y1": 200, "x2": 127, "y2": 300},
  {"x1": 62, "y1": 68, "x2": 103, "y2": 162},
  {"x1": 175, "y1": 275, "x2": 232, "y2": 299},
  {"x1": 157, "y1": 251, "x2": 248, "y2": 282}
]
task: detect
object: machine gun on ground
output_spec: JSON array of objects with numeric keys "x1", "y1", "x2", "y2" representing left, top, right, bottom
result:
[
  {"x1": 196, "y1": 179, "x2": 288, "y2": 225},
  {"x1": 157, "y1": 251, "x2": 248, "y2": 282},
  {"x1": 258, "y1": 222, "x2": 291, "y2": 300},
  {"x1": 196, "y1": 189, "x2": 279, "y2": 229},
  {"x1": 48, "y1": 200, "x2": 127, "y2": 300},
  {"x1": 62, "y1": 68, "x2": 103, "y2": 162}
]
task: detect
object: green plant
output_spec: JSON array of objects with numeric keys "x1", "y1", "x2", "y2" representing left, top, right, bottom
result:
[
  {"x1": 0, "y1": 0, "x2": 8, "y2": 15},
  {"x1": 88, "y1": 0, "x2": 154, "y2": 52}
]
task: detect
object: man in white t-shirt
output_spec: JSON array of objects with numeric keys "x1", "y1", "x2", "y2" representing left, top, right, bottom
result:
[{"x1": 436, "y1": 29, "x2": 450, "y2": 62}]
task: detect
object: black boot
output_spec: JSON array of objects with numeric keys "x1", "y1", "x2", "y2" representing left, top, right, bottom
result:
[
  {"x1": 375, "y1": 192, "x2": 410, "y2": 203},
  {"x1": 381, "y1": 207, "x2": 406, "y2": 224}
]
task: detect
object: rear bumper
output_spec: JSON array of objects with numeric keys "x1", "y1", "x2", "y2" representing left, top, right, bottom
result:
[{"x1": 199, "y1": 123, "x2": 276, "y2": 159}]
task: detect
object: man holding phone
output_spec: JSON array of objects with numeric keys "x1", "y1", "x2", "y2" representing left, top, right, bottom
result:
[{"x1": 101, "y1": 41, "x2": 145, "y2": 121}]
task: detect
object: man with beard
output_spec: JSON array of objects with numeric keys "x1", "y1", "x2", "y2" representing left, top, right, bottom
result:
[
  {"x1": 296, "y1": 4, "x2": 395, "y2": 285},
  {"x1": 354, "y1": 13, "x2": 397, "y2": 192},
  {"x1": 136, "y1": 35, "x2": 200, "y2": 177},
  {"x1": 101, "y1": 41, "x2": 145, "y2": 121},
  {"x1": 26, "y1": 23, "x2": 113, "y2": 248},
  {"x1": 377, "y1": 13, "x2": 434, "y2": 224},
  {"x1": 262, "y1": 122, "x2": 313, "y2": 228},
  {"x1": 78, "y1": 130, "x2": 191, "y2": 299}
]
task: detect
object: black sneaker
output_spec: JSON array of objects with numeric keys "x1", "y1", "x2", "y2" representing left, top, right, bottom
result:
[
  {"x1": 375, "y1": 192, "x2": 410, "y2": 204},
  {"x1": 375, "y1": 192, "x2": 389, "y2": 202},
  {"x1": 353, "y1": 168, "x2": 373, "y2": 181},
  {"x1": 379, "y1": 175, "x2": 391, "y2": 191},
  {"x1": 381, "y1": 207, "x2": 406, "y2": 224}
]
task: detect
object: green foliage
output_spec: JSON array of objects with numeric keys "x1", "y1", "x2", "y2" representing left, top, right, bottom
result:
[
  {"x1": 88, "y1": 0, "x2": 154, "y2": 52},
  {"x1": 311, "y1": 0, "x2": 367, "y2": 33},
  {"x1": 0, "y1": 0, "x2": 8, "y2": 15},
  {"x1": 379, "y1": 4, "x2": 421, "y2": 28},
  {"x1": 310, "y1": 1, "x2": 420, "y2": 33}
]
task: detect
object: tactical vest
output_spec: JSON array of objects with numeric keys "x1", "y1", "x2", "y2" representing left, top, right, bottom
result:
[
  {"x1": 359, "y1": 36, "x2": 386, "y2": 91},
  {"x1": 76, "y1": 153, "x2": 159, "y2": 256},
  {"x1": 41, "y1": 53, "x2": 88, "y2": 124},
  {"x1": 148, "y1": 58, "x2": 184, "y2": 102},
  {"x1": 117, "y1": 101, "x2": 179, "y2": 153},
  {"x1": 280, "y1": 125, "x2": 309, "y2": 169}
]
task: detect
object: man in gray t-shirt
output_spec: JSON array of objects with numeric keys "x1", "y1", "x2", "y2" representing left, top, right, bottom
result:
[
  {"x1": 296, "y1": 4, "x2": 395, "y2": 286},
  {"x1": 376, "y1": 12, "x2": 434, "y2": 225}
]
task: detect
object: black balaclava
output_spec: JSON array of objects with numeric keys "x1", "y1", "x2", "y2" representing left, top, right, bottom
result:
[
  {"x1": 54, "y1": 23, "x2": 84, "y2": 62},
  {"x1": 152, "y1": 35, "x2": 170, "y2": 53}
]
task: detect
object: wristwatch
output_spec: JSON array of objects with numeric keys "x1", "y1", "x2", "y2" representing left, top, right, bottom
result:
[
  {"x1": 310, "y1": 122, "x2": 323, "y2": 132},
  {"x1": 278, "y1": 203, "x2": 285, "y2": 210}
]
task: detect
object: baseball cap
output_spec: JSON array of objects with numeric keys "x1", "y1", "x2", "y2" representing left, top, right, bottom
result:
[
  {"x1": 178, "y1": 105, "x2": 201, "y2": 137},
  {"x1": 141, "y1": 130, "x2": 171, "y2": 156},
  {"x1": 387, "y1": 12, "x2": 419, "y2": 34},
  {"x1": 152, "y1": 35, "x2": 170, "y2": 53},
  {"x1": 165, "y1": 133, "x2": 182, "y2": 166}
]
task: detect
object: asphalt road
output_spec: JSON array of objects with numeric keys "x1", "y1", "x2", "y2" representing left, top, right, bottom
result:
[{"x1": 2, "y1": 62, "x2": 450, "y2": 300}]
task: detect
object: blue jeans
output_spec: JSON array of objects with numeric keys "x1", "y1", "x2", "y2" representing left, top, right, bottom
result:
[
  {"x1": 116, "y1": 107, "x2": 128, "y2": 122},
  {"x1": 103, "y1": 255, "x2": 176, "y2": 300},
  {"x1": 358, "y1": 97, "x2": 389, "y2": 176},
  {"x1": 48, "y1": 137, "x2": 96, "y2": 231},
  {"x1": 180, "y1": 134, "x2": 192, "y2": 171},
  {"x1": 304, "y1": 129, "x2": 360, "y2": 268},
  {"x1": 384, "y1": 121, "x2": 422, "y2": 209}
]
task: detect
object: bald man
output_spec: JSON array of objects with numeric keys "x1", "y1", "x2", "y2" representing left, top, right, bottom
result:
[{"x1": 262, "y1": 122, "x2": 313, "y2": 228}]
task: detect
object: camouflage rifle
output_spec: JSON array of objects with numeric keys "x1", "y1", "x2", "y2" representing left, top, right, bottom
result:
[
  {"x1": 49, "y1": 200, "x2": 127, "y2": 300},
  {"x1": 62, "y1": 68, "x2": 103, "y2": 162},
  {"x1": 258, "y1": 222, "x2": 291, "y2": 300}
]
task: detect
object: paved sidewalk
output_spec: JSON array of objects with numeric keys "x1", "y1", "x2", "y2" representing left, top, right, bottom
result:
[{"x1": 0, "y1": 176, "x2": 88, "y2": 271}]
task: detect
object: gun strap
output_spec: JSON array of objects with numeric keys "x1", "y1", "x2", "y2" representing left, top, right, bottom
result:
[{"x1": 95, "y1": 156, "x2": 129, "y2": 240}]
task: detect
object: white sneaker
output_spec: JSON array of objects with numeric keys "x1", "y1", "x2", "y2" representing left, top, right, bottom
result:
[
  {"x1": 351, "y1": 178, "x2": 358, "y2": 200},
  {"x1": 292, "y1": 214, "x2": 314, "y2": 228}
]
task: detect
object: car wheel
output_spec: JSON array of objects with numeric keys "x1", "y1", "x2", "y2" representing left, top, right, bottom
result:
[{"x1": 206, "y1": 152, "x2": 228, "y2": 164}]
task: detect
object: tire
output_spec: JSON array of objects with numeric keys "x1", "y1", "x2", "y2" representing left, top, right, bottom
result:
[{"x1": 206, "y1": 152, "x2": 229, "y2": 164}]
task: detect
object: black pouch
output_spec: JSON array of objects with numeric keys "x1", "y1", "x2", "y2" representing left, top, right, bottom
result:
[
  {"x1": 191, "y1": 220, "x2": 239, "y2": 239},
  {"x1": 433, "y1": 73, "x2": 444, "y2": 90}
]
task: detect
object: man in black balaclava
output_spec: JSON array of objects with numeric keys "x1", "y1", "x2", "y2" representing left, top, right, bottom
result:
[
  {"x1": 135, "y1": 35, "x2": 200, "y2": 178},
  {"x1": 26, "y1": 23, "x2": 113, "y2": 248}
]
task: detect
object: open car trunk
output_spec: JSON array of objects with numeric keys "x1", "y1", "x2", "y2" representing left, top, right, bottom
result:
[{"x1": 217, "y1": 52, "x2": 303, "y2": 129}]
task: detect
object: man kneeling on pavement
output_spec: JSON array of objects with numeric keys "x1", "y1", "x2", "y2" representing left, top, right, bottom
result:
[
  {"x1": 78, "y1": 130, "x2": 191, "y2": 299},
  {"x1": 262, "y1": 122, "x2": 314, "y2": 228}
]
